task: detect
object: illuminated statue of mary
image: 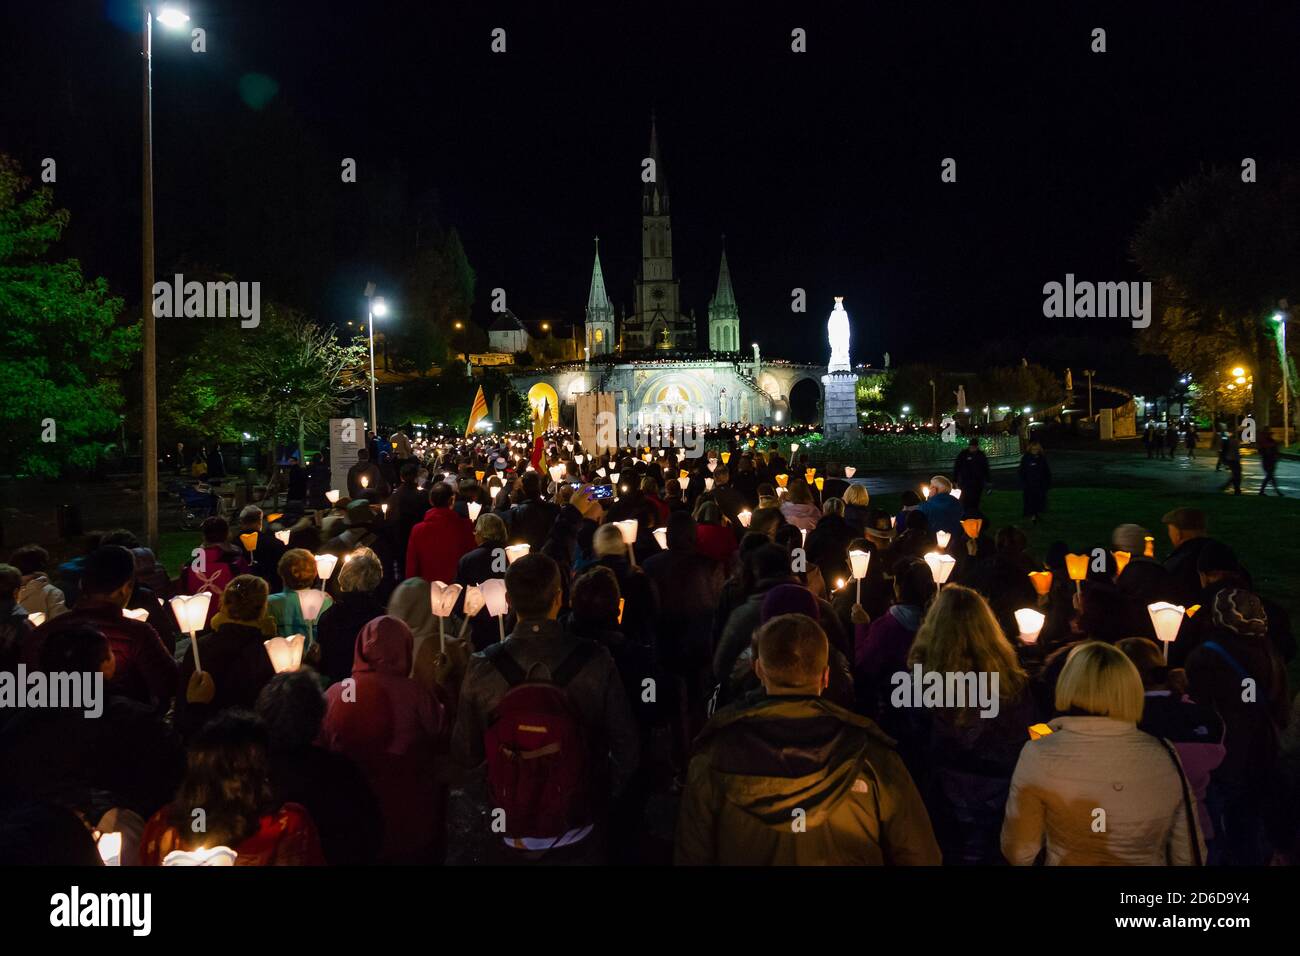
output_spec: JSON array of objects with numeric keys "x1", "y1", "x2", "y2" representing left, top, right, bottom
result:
[{"x1": 827, "y1": 297, "x2": 851, "y2": 372}]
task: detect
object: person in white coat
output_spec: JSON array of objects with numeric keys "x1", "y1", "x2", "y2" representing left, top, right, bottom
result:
[{"x1": 1001, "y1": 641, "x2": 1205, "y2": 866}]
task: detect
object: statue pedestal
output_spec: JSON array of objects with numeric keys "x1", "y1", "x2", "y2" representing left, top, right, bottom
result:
[{"x1": 822, "y1": 372, "x2": 859, "y2": 439}]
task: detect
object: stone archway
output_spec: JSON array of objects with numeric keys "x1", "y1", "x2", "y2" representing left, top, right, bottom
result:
[{"x1": 789, "y1": 377, "x2": 822, "y2": 424}]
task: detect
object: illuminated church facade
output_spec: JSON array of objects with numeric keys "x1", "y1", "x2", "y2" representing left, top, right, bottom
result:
[{"x1": 512, "y1": 118, "x2": 829, "y2": 431}]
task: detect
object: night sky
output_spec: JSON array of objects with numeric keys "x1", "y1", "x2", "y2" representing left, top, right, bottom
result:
[{"x1": 3, "y1": 0, "x2": 1298, "y2": 367}]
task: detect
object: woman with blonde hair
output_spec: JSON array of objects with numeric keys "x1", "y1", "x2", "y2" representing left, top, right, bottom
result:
[
  {"x1": 901, "y1": 585, "x2": 1036, "y2": 864},
  {"x1": 1001, "y1": 641, "x2": 1204, "y2": 865},
  {"x1": 315, "y1": 548, "x2": 386, "y2": 685},
  {"x1": 841, "y1": 483, "x2": 871, "y2": 534}
]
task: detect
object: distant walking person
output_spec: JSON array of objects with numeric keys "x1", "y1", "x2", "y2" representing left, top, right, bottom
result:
[
  {"x1": 1019, "y1": 441, "x2": 1051, "y2": 524},
  {"x1": 952, "y1": 438, "x2": 991, "y2": 515},
  {"x1": 1258, "y1": 431, "x2": 1282, "y2": 496},
  {"x1": 1165, "y1": 423, "x2": 1179, "y2": 461},
  {"x1": 1185, "y1": 422, "x2": 1198, "y2": 459},
  {"x1": 1143, "y1": 423, "x2": 1157, "y2": 459},
  {"x1": 1221, "y1": 434, "x2": 1242, "y2": 495}
]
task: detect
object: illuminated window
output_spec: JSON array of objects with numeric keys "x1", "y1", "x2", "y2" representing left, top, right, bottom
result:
[{"x1": 594, "y1": 329, "x2": 603, "y2": 343}]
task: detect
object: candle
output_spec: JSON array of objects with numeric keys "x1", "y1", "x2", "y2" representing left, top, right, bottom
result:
[
  {"x1": 326, "y1": 489, "x2": 341, "y2": 504},
  {"x1": 1148, "y1": 602, "x2": 1186, "y2": 662},
  {"x1": 936, "y1": 530, "x2": 951, "y2": 550},
  {"x1": 505, "y1": 544, "x2": 530, "y2": 564},
  {"x1": 653, "y1": 527, "x2": 669, "y2": 550},
  {"x1": 314, "y1": 553, "x2": 339, "y2": 582},
  {"x1": 263, "y1": 634, "x2": 305, "y2": 673},
  {"x1": 1111, "y1": 550, "x2": 1131, "y2": 576},
  {"x1": 737, "y1": 510, "x2": 752, "y2": 528},
  {"x1": 1014, "y1": 608, "x2": 1046, "y2": 644},
  {"x1": 923, "y1": 551, "x2": 957, "y2": 585}
]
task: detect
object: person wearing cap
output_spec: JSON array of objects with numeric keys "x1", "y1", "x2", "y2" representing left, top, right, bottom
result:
[
  {"x1": 1185, "y1": 588, "x2": 1290, "y2": 865},
  {"x1": 1162, "y1": 507, "x2": 1211, "y2": 603}
]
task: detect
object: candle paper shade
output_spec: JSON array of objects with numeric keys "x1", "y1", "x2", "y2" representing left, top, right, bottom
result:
[
  {"x1": 843, "y1": 466, "x2": 856, "y2": 478},
  {"x1": 467, "y1": 501, "x2": 482, "y2": 522},
  {"x1": 936, "y1": 531, "x2": 951, "y2": 549},
  {"x1": 263, "y1": 634, "x2": 305, "y2": 673},
  {"x1": 815, "y1": 477, "x2": 824, "y2": 491},
  {"x1": 848, "y1": 550, "x2": 871, "y2": 579},
  {"x1": 480, "y1": 578, "x2": 509, "y2": 617},
  {"x1": 1148, "y1": 602, "x2": 1186, "y2": 644},
  {"x1": 923, "y1": 551, "x2": 957, "y2": 584},
  {"x1": 97, "y1": 832, "x2": 122, "y2": 867},
  {"x1": 960, "y1": 518, "x2": 983, "y2": 539},
  {"x1": 314, "y1": 553, "x2": 339, "y2": 581},
  {"x1": 549, "y1": 464, "x2": 566, "y2": 483},
  {"x1": 429, "y1": 581, "x2": 464, "y2": 617},
  {"x1": 27, "y1": 611, "x2": 45, "y2": 627},
  {"x1": 1111, "y1": 550, "x2": 1131, "y2": 576},
  {"x1": 707, "y1": 460, "x2": 717, "y2": 473},
  {"x1": 240, "y1": 532, "x2": 260, "y2": 552},
  {"x1": 170, "y1": 592, "x2": 212, "y2": 634},
  {"x1": 705, "y1": 477, "x2": 714, "y2": 491},
  {"x1": 776, "y1": 474, "x2": 789, "y2": 488},
  {"x1": 122, "y1": 607, "x2": 150, "y2": 622},
  {"x1": 1014, "y1": 608, "x2": 1046, "y2": 644},
  {"x1": 296, "y1": 588, "x2": 328, "y2": 624},
  {"x1": 737, "y1": 510, "x2": 752, "y2": 528},
  {"x1": 505, "y1": 544, "x2": 530, "y2": 564},
  {"x1": 1065, "y1": 553, "x2": 1089, "y2": 582},
  {"x1": 274, "y1": 529, "x2": 291, "y2": 546},
  {"x1": 1028, "y1": 571, "x2": 1053, "y2": 595},
  {"x1": 614, "y1": 519, "x2": 639, "y2": 546},
  {"x1": 1144, "y1": 536, "x2": 1156, "y2": 558},
  {"x1": 653, "y1": 528, "x2": 669, "y2": 550},
  {"x1": 325, "y1": 489, "x2": 340, "y2": 504},
  {"x1": 950, "y1": 488, "x2": 963, "y2": 500},
  {"x1": 610, "y1": 472, "x2": 620, "y2": 484},
  {"x1": 462, "y1": 586, "x2": 487, "y2": 617},
  {"x1": 805, "y1": 469, "x2": 816, "y2": 484},
  {"x1": 721, "y1": 452, "x2": 731, "y2": 464},
  {"x1": 162, "y1": 847, "x2": 238, "y2": 867}
]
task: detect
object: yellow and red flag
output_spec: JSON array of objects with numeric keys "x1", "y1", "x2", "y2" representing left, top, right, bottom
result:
[{"x1": 465, "y1": 386, "x2": 489, "y2": 436}]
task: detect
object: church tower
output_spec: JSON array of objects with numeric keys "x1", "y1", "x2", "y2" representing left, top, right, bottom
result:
[
  {"x1": 708, "y1": 240, "x2": 740, "y2": 353},
  {"x1": 585, "y1": 237, "x2": 615, "y2": 357},
  {"x1": 632, "y1": 113, "x2": 686, "y2": 350}
]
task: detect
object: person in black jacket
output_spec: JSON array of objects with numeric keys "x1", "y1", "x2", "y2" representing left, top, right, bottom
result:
[
  {"x1": 1018, "y1": 441, "x2": 1051, "y2": 523},
  {"x1": 506, "y1": 471, "x2": 561, "y2": 551},
  {"x1": 314, "y1": 549, "x2": 387, "y2": 686},
  {"x1": 952, "y1": 438, "x2": 991, "y2": 515},
  {"x1": 256, "y1": 670, "x2": 382, "y2": 865}
]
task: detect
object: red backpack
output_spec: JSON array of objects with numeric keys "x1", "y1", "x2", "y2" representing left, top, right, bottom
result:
[{"x1": 483, "y1": 641, "x2": 597, "y2": 843}]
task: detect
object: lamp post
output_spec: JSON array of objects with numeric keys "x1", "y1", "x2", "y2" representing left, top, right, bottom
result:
[
  {"x1": 363, "y1": 283, "x2": 387, "y2": 439},
  {"x1": 141, "y1": 3, "x2": 190, "y2": 551},
  {"x1": 1274, "y1": 308, "x2": 1291, "y2": 447},
  {"x1": 1083, "y1": 369, "x2": 1096, "y2": 421}
]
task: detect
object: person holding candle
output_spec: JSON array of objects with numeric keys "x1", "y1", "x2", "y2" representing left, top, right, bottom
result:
[
  {"x1": 853, "y1": 558, "x2": 937, "y2": 727},
  {"x1": 676, "y1": 613, "x2": 940, "y2": 866},
  {"x1": 503, "y1": 470, "x2": 561, "y2": 552},
  {"x1": 11, "y1": 545, "x2": 68, "y2": 622},
  {"x1": 805, "y1": 497, "x2": 854, "y2": 587},
  {"x1": 1184, "y1": 589, "x2": 1289, "y2": 865},
  {"x1": 322, "y1": 616, "x2": 446, "y2": 863},
  {"x1": 406, "y1": 482, "x2": 478, "y2": 585},
  {"x1": 591, "y1": 523, "x2": 659, "y2": 651},
  {"x1": 234, "y1": 505, "x2": 287, "y2": 594},
  {"x1": 315, "y1": 548, "x2": 387, "y2": 686},
  {"x1": 1001, "y1": 642, "x2": 1205, "y2": 866},
  {"x1": 778, "y1": 479, "x2": 821, "y2": 533},
  {"x1": 1116, "y1": 638, "x2": 1225, "y2": 854},
  {"x1": 902, "y1": 586, "x2": 1037, "y2": 865},
  {"x1": 452, "y1": 553, "x2": 638, "y2": 863},
  {"x1": 140, "y1": 710, "x2": 326, "y2": 866},
  {"x1": 266, "y1": 548, "x2": 333, "y2": 642},
  {"x1": 177, "y1": 516, "x2": 249, "y2": 630},
  {"x1": 917, "y1": 475, "x2": 963, "y2": 537},
  {"x1": 22, "y1": 546, "x2": 178, "y2": 709},
  {"x1": 346, "y1": 447, "x2": 388, "y2": 501},
  {"x1": 176, "y1": 575, "x2": 277, "y2": 738}
]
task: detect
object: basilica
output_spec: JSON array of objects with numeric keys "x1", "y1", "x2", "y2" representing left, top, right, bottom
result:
[{"x1": 511, "y1": 118, "x2": 829, "y2": 432}]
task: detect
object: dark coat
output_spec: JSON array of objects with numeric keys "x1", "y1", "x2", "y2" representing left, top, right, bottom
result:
[
  {"x1": 316, "y1": 592, "x2": 388, "y2": 686},
  {"x1": 1018, "y1": 452, "x2": 1051, "y2": 516}
]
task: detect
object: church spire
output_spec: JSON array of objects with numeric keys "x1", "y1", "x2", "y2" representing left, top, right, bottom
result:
[
  {"x1": 587, "y1": 236, "x2": 612, "y2": 314},
  {"x1": 642, "y1": 111, "x2": 669, "y2": 216},
  {"x1": 708, "y1": 236, "x2": 740, "y2": 353},
  {"x1": 713, "y1": 240, "x2": 736, "y2": 310}
]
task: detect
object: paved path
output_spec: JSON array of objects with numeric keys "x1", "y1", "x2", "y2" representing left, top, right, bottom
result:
[{"x1": 849, "y1": 447, "x2": 1300, "y2": 499}]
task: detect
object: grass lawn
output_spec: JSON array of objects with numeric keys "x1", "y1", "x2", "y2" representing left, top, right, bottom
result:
[{"x1": 872, "y1": 485, "x2": 1300, "y2": 687}]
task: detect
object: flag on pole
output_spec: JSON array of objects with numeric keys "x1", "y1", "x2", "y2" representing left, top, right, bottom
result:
[
  {"x1": 465, "y1": 386, "x2": 489, "y2": 436},
  {"x1": 529, "y1": 398, "x2": 549, "y2": 470}
]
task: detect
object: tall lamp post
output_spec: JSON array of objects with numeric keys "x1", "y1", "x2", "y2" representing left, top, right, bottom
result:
[
  {"x1": 1083, "y1": 369, "x2": 1096, "y2": 421},
  {"x1": 1274, "y1": 307, "x2": 1291, "y2": 447},
  {"x1": 142, "y1": 3, "x2": 191, "y2": 551},
  {"x1": 363, "y1": 284, "x2": 388, "y2": 441}
]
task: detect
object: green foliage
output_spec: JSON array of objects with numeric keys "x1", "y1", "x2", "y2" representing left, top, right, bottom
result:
[
  {"x1": 393, "y1": 226, "x2": 476, "y2": 374},
  {"x1": 0, "y1": 155, "x2": 136, "y2": 477}
]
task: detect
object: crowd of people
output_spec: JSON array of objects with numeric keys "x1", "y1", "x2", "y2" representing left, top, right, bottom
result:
[{"x1": 0, "y1": 427, "x2": 1296, "y2": 867}]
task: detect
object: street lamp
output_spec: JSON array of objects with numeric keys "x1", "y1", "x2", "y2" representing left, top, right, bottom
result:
[
  {"x1": 1273, "y1": 310, "x2": 1291, "y2": 447},
  {"x1": 1082, "y1": 369, "x2": 1096, "y2": 420},
  {"x1": 364, "y1": 284, "x2": 387, "y2": 441},
  {"x1": 141, "y1": 2, "x2": 192, "y2": 551}
]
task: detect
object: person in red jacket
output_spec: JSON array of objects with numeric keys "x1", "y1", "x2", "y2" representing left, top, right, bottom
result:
[
  {"x1": 23, "y1": 546, "x2": 179, "y2": 708},
  {"x1": 405, "y1": 482, "x2": 477, "y2": 584}
]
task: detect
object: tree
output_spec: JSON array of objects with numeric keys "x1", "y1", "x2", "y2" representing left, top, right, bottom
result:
[
  {"x1": 393, "y1": 226, "x2": 476, "y2": 374},
  {"x1": 0, "y1": 155, "x2": 137, "y2": 477},
  {"x1": 1132, "y1": 164, "x2": 1300, "y2": 426}
]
